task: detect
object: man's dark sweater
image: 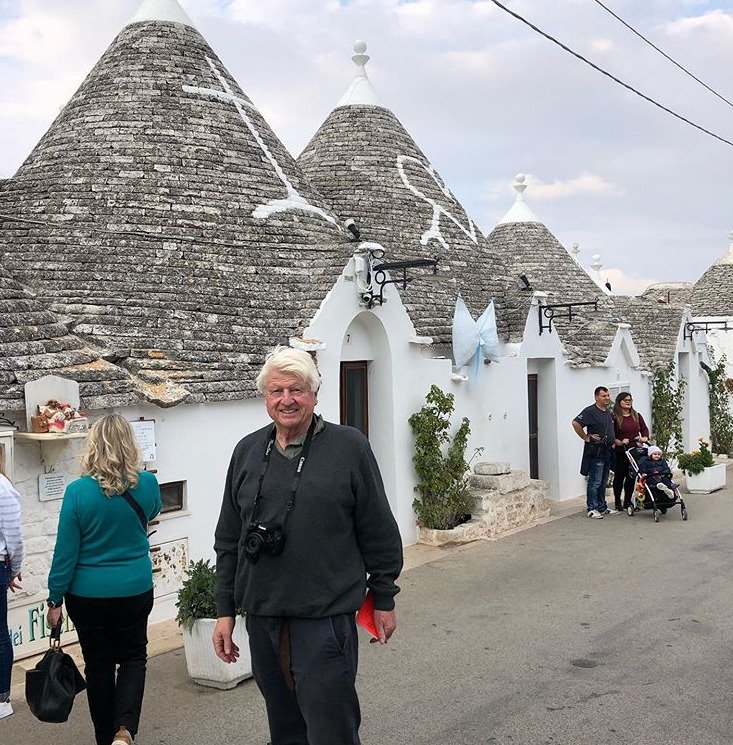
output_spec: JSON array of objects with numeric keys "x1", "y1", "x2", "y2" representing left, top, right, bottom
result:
[{"x1": 214, "y1": 420, "x2": 403, "y2": 618}]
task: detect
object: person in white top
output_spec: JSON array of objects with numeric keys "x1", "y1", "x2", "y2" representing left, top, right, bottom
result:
[{"x1": 0, "y1": 442, "x2": 23, "y2": 719}]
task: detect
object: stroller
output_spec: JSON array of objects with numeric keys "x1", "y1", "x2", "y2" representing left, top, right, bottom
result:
[{"x1": 625, "y1": 445, "x2": 688, "y2": 523}]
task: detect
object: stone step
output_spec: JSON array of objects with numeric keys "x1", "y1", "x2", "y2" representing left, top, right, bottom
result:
[
  {"x1": 474, "y1": 461, "x2": 510, "y2": 476},
  {"x1": 469, "y1": 470, "x2": 530, "y2": 494}
]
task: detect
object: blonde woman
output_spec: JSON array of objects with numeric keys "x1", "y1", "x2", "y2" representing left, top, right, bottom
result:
[
  {"x1": 46, "y1": 415, "x2": 161, "y2": 745},
  {"x1": 0, "y1": 443, "x2": 23, "y2": 719}
]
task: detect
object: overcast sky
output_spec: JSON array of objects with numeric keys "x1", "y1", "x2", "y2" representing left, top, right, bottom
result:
[{"x1": 1, "y1": 0, "x2": 732, "y2": 294}]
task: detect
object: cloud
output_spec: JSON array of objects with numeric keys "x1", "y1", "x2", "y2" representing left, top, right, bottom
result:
[
  {"x1": 482, "y1": 172, "x2": 621, "y2": 203},
  {"x1": 588, "y1": 38, "x2": 614, "y2": 53},
  {"x1": 525, "y1": 172, "x2": 622, "y2": 200},
  {"x1": 604, "y1": 268, "x2": 660, "y2": 297},
  {"x1": 0, "y1": 9, "x2": 76, "y2": 64},
  {"x1": 664, "y1": 9, "x2": 733, "y2": 39}
]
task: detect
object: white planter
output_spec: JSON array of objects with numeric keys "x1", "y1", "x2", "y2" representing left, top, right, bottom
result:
[
  {"x1": 685, "y1": 463, "x2": 727, "y2": 494},
  {"x1": 182, "y1": 617, "x2": 252, "y2": 689}
]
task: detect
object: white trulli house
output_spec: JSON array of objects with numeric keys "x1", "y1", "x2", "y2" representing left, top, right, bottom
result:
[
  {"x1": 690, "y1": 232, "x2": 733, "y2": 382},
  {"x1": 484, "y1": 177, "x2": 651, "y2": 498}
]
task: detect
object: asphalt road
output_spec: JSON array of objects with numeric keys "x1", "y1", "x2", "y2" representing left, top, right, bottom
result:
[{"x1": 6, "y1": 482, "x2": 733, "y2": 745}]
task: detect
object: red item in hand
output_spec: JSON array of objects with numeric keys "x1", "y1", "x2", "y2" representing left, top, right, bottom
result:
[{"x1": 356, "y1": 590, "x2": 378, "y2": 639}]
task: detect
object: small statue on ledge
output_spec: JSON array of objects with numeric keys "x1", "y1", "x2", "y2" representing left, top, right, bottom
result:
[{"x1": 32, "y1": 400, "x2": 88, "y2": 434}]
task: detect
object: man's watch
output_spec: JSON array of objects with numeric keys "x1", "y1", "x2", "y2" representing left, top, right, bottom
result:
[{"x1": 46, "y1": 599, "x2": 62, "y2": 609}]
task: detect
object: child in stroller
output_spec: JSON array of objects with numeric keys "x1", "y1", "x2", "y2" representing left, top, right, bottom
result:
[{"x1": 636, "y1": 446, "x2": 678, "y2": 502}]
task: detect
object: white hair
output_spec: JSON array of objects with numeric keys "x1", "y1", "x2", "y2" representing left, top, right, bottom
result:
[{"x1": 255, "y1": 346, "x2": 320, "y2": 394}]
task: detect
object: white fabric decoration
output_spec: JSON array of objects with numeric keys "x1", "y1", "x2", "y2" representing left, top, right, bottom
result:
[{"x1": 452, "y1": 295, "x2": 500, "y2": 370}]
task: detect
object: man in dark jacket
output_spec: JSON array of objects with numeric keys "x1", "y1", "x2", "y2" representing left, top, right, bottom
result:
[
  {"x1": 572, "y1": 386, "x2": 617, "y2": 519},
  {"x1": 213, "y1": 346, "x2": 403, "y2": 745}
]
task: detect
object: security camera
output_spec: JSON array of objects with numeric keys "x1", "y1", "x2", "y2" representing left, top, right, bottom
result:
[{"x1": 344, "y1": 218, "x2": 361, "y2": 241}]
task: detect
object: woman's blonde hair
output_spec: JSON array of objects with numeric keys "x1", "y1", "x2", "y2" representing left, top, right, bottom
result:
[{"x1": 81, "y1": 414, "x2": 141, "y2": 497}]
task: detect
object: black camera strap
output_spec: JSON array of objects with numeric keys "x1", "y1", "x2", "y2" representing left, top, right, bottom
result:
[{"x1": 250, "y1": 416, "x2": 317, "y2": 528}]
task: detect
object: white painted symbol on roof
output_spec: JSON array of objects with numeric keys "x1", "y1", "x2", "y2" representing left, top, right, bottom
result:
[
  {"x1": 183, "y1": 57, "x2": 337, "y2": 226},
  {"x1": 396, "y1": 155, "x2": 477, "y2": 251}
]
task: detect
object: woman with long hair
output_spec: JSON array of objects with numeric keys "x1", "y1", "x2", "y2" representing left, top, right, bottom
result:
[
  {"x1": 0, "y1": 443, "x2": 23, "y2": 719},
  {"x1": 612, "y1": 392, "x2": 649, "y2": 511},
  {"x1": 46, "y1": 414, "x2": 161, "y2": 745}
]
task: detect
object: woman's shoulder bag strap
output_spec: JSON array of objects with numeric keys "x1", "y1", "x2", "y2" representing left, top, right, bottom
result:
[{"x1": 121, "y1": 490, "x2": 147, "y2": 530}]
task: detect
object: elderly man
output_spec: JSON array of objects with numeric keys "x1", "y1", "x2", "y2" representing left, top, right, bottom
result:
[
  {"x1": 213, "y1": 346, "x2": 402, "y2": 745},
  {"x1": 572, "y1": 386, "x2": 618, "y2": 519}
]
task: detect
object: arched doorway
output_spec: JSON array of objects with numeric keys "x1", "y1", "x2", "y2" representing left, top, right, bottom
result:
[{"x1": 340, "y1": 312, "x2": 396, "y2": 511}]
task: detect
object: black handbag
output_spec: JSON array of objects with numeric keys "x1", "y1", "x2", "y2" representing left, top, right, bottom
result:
[{"x1": 25, "y1": 623, "x2": 86, "y2": 723}]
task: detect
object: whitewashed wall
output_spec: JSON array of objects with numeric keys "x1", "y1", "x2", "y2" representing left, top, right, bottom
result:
[
  {"x1": 673, "y1": 316, "x2": 711, "y2": 452},
  {"x1": 305, "y1": 264, "x2": 452, "y2": 544},
  {"x1": 5, "y1": 398, "x2": 266, "y2": 658}
]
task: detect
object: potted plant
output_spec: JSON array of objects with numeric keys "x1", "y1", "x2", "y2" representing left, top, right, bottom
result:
[
  {"x1": 176, "y1": 559, "x2": 252, "y2": 689},
  {"x1": 678, "y1": 438, "x2": 726, "y2": 494}
]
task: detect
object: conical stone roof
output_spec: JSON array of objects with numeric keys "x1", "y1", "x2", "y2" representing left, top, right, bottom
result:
[
  {"x1": 0, "y1": 8, "x2": 347, "y2": 405},
  {"x1": 297, "y1": 43, "x2": 512, "y2": 346},
  {"x1": 0, "y1": 265, "x2": 136, "y2": 412},
  {"x1": 691, "y1": 232, "x2": 733, "y2": 316},
  {"x1": 614, "y1": 284, "x2": 693, "y2": 371},
  {"x1": 487, "y1": 184, "x2": 621, "y2": 366}
]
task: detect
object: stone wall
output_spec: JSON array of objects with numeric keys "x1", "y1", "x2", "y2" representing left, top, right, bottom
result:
[{"x1": 418, "y1": 461, "x2": 551, "y2": 546}]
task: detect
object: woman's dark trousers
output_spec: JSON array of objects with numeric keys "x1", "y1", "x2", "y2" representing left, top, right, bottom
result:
[
  {"x1": 66, "y1": 589, "x2": 154, "y2": 745},
  {"x1": 613, "y1": 450, "x2": 635, "y2": 509},
  {"x1": 247, "y1": 613, "x2": 361, "y2": 745},
  {"x1": 0, "y1": 563, "x2": 12, "y2": 701}
]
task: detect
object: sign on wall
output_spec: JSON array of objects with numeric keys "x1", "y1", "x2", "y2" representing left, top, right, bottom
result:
[
  {"x1": 38, "y1": 472, "x2": 71, "y2": 502},
  {"x1": 7, "y1": 599, "x2": 78, "y2": 660},
  {"x1": 130, "y1": 419, "x2": 156, "y2": 462}
]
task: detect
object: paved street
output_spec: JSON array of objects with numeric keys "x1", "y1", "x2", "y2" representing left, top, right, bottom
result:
[{"x1": 5, "y1": 479, "x2": 733, "y2": 745}]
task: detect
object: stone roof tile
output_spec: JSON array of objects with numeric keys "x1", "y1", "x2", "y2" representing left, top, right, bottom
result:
[
  {"x1": 0, "y1": 18, "x2": 348, "y2": 404},
  {"x1": 486, "y1": 222, "x2": 619, "y2": 365},
  {"x1": 298, "y1": 103, "x2": 515, "y2": 345},
  {"x1": 0, "y1": 266, "x2": 137, "y2": 412}
]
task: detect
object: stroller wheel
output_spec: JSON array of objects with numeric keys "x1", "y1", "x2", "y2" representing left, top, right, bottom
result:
[
  {"x1": 654, "y1": 512, "x2": 660, "y2": 523},
  {"x1": 660, "y1": 507, "x2": 667, "y2": 515},
  {"x1": 627, "y1": 505, "x2": 634, "y2": 516},
  {"x1": 682, "y1": 507, "x2": 688, "y2": 521}
]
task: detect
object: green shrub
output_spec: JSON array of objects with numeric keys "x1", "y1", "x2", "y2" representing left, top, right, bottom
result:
[
  {"x1": 408, "y1": 385, "x2": 481, "y2": 530},
  {"x1": 651, "y1": 360, "x2": 685, "y2": 458},
  {"x1": 701, "y1": 352, "x2": 733, "y2": 455},
  {"x1": 677, "y1": 438, "x2": 715, "y2": 475},
  {"x1": 175, "y1": 559, "x2": 218, "y2": 630}
]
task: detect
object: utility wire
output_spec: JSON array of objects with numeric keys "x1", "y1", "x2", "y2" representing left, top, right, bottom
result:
[
  {"x1": 486, "y1": 0, "x2": 733, "y2": 149},
  {"x1": 591, "y1": 0, "x2": 733, "y2": 110}
]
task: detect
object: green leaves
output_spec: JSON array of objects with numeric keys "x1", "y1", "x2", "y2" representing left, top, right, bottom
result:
[
  {"x1": 408, "y1": 385, "x2": 481, "y2": 531},
  {"x1": 701, "y1": 351, "x2": 733, "y2": 455},
  {"x1": 175, "y1": 559, "x2": 218, "y2": 630},
  {"x1": 651, "y1": 360, "x2": 685, "y2": 459},
  {"x1": 678, "y1": 438, "x2": 714, "y2": 475}
]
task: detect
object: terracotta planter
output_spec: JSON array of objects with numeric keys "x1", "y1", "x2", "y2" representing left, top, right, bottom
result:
[
  {"x1": 182, "y1": 617, "x2": 252, "y2": 689},
  {"x1": 685, "y1": 463, "x2": 726, "y2": 494}
]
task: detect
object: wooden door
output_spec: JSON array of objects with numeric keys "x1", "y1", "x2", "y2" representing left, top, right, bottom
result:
[{"x1": 340, "y1": 361, "x2": 369, "y2": 438}]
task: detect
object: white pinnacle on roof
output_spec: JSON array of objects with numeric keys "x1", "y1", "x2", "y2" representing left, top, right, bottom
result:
[
  {"x1": 714, "y1": 230, "x2": 733, "y2": 265},
  {"x1": 589, "y1": 253, "x2": 612, "y2": 295},
  {"x1": 128, "y1": 0, "x2": 195, "y2": 28},
  {"x1": 337, "y1": 41, "x2": 383, "y2": 108},
  {"x1": 497, "y1": 174, "x2": 541, "y2": 225}
]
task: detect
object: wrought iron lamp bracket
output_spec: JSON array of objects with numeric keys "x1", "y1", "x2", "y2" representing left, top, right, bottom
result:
[
  {"x1": 362, "y1": 257, "x2": 440, "y2": 309},
  {"x1": 683, "y1": 320, "x2": 733, "y2": 341},
  {"x1": 538, "y1": 300, "x2": 598, "y2": 335}
]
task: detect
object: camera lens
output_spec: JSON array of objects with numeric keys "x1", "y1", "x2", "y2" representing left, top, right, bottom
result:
[{"x1": 244, "y1": 530, "x2": 264, "y2": 562}]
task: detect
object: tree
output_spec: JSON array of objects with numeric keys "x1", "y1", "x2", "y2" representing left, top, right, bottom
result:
[
  {"x1": 651, "y1": 360, "x2": 685, "y2": 458},
  {"x1": 408, "y1": 385, "x2": 481, "y2": 530},
  {"x1": 701, "y1": 351, "x2": 733, "y2": 455}
]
